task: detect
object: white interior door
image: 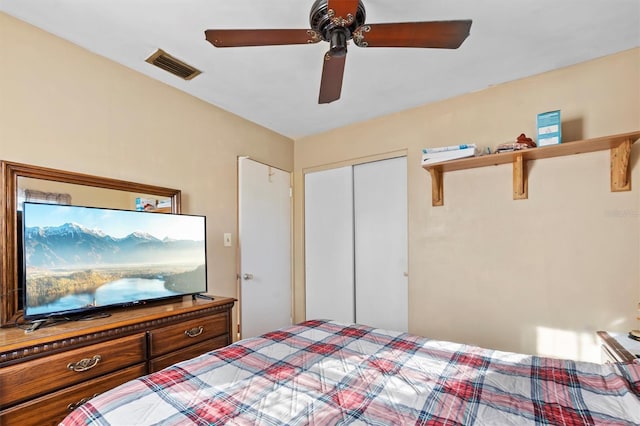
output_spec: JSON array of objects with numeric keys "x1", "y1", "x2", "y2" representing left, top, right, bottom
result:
[
  {"x1": 353, "y1": 157, "x2": 408, "y2": 332},
  {"x1": 239, "y1": 158, "x2": 292, "y2": 338},
  {"x1": 304, "y1": 166, "x2": 355, "y2": 323}
]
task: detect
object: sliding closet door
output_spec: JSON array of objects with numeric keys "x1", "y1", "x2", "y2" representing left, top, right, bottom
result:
[
  {"x1": 304, "y1": 166, "x2": 355, "y2": 323},
  {"x1": 353, "y1": 157, "x2": 408, "y2": 332},
  {"x1": 305, "y1": 157, "x2": 407, "y2": 331}
]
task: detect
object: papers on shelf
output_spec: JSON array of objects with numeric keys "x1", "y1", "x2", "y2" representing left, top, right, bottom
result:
[
  {"x1": 422, "y1": 144, "x2": 476, "y2": 154},
  {"x1": 421, "y1": 144, "x2": 477, "y2": 165}
]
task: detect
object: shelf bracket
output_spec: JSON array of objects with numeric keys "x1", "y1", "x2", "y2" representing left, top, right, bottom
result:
[
  {"x1": 512, "y1": 154, "x2": 528, "y2": 200},
  {"x1": 611, "y1": 138, "x2": 632, "y2": 192},
  {"x1": 429, "y1": 168, "x2": 444, "y2": 206}
]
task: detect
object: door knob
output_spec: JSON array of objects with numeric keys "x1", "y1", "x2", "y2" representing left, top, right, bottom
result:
[{"x1": 243, "y1": 273, "x2": 254, "y2": 280}]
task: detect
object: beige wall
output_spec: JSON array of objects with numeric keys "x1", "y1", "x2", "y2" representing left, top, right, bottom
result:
[
  {"x1": 294, "y1": 48, "x2": 640, "y2": 362},
  {"x1": 0, "y1": 13, "x2": 293, "y2": 324}
]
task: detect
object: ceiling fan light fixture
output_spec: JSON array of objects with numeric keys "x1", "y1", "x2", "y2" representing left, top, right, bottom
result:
[{"x1": 309, "y1": 0, "x2": 366, "y2": 42}]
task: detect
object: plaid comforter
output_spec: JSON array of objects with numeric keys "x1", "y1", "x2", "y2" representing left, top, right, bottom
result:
[{"x1": 61, "y1": 320, "x2": 640, "y2": 425}]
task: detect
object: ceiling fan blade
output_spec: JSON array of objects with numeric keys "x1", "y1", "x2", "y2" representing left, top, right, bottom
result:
[
  {"x1": 353, "y1": 20, "x2": 472, "y2": 49},
  {"x1": 205, "y1": 29, "x2": 321, "y2": 47},
  {"x1": 327, "y1": 0, "x2": 360, "y2": 26},
  {"x1": 318, "y1": 52, "x2": 346, "y2": 104}
]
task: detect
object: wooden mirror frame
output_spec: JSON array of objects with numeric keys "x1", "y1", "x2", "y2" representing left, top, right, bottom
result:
[{"x1": 0, "y1": 161, "x2": 182, "y2": 327}]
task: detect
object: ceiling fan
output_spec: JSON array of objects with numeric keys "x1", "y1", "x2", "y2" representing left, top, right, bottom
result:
[{"x1": 205, "y1": 0, "x2": 472, "y2": 104}]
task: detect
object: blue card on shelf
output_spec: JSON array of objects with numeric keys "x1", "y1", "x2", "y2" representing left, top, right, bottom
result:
[{"x1": 537, "y1": 110, "x2": 562, "y2": 147}]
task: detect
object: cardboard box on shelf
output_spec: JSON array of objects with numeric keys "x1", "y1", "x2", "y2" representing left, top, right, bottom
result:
[{"x1": 537, "y1": 110, "x2": 562, "y2": 147}]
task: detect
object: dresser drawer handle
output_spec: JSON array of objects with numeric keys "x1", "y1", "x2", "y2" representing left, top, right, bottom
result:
[
  {"x1": 67, "y1": 355, "x2": 102, "y2": 372},
  {"x1": 67, "y1": 393, "x2": 99, "y2": 411},
  {"x1": 185, "y1": 326, "x2": 204, "y2": 338}
]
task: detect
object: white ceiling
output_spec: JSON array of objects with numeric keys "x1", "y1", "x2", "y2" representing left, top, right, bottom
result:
[{"x1": 1, "y1": 0, "x2": 639, "y2": 139}]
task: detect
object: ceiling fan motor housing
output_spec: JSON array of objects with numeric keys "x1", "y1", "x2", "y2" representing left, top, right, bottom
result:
[{"x1": 309, "y1": 0, "x2": 366, "y2": 44}]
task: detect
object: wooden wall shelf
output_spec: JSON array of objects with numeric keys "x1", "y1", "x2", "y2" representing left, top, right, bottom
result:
[{"x1": 423, "y1": 131, "x2": 640, "y2": 206}]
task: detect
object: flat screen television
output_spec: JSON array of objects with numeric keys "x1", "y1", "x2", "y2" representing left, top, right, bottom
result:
[{"x1": 21, "y1": 202, "x2": 207, "y2": 321}]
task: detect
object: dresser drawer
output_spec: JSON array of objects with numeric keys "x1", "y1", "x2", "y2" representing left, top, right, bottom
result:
[
  {"x1": 149, "y1": 334, "x2": 229, "y2": 372},
  {"x1": 0, "y1": 363, "x2": 146, "y2": 426},
  {"x1": 0, "y1": 333, "x2": 146, "y2": 407},
  {"x1": 148, "y1": 312, "x2": 228, "y2": 357}
]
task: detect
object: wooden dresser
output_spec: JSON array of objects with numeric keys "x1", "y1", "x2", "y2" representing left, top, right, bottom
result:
[{"x1": 0, "y1": 296, "x2": 235, "y2": 426}]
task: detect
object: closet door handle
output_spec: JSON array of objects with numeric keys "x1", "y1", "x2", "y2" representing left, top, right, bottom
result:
[{"x1": 243, "y1": 273, "x2": 254, "y2": 280}]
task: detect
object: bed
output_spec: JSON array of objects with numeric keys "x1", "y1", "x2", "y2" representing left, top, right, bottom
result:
[{"x1": 61, "y1": 319, "x2": 640, "y2": 425}]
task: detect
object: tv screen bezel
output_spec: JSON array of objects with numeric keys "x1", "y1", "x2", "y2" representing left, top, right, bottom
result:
[{"x1": 21, "y1": 202, "x2": 208, "y2": 321}]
